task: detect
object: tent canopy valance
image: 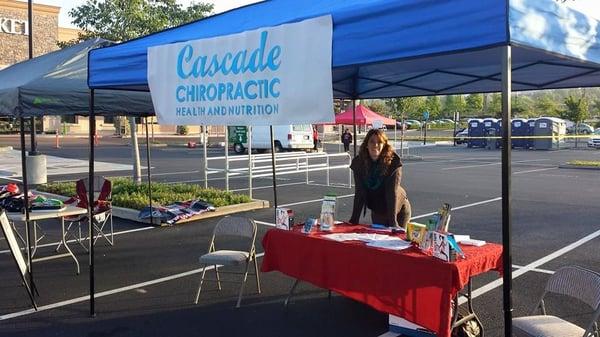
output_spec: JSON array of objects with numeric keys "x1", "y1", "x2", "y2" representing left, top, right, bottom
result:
[
  {"x1": 0, "y1": 38, "x2": 154, "y2": 118},
  {"x1": 88, "y1": 0, "x2": 600, "y2": 98},
  {"x1": 335, "y1": 105, "x2": 396, "y2": 125}
]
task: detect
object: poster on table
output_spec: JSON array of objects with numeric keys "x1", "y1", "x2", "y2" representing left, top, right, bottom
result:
[{"x1": 147, "y1": 16, "x2": 334, "y2": 126}]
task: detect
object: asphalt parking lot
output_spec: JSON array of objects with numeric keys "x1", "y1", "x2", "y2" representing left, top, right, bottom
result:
[{"x1": 1, "y1": 136, "x2": 599, "y2": 337}]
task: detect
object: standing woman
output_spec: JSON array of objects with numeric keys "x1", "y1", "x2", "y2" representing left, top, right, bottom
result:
[{"x1": 349, "y1": 129, "x2": 411, "y2": 228}]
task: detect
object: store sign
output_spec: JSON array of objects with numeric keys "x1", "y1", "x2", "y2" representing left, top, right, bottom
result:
[
  {"x1": 147, "y1": 15, "x2": 334, "y2": 126},
  {"x1": 0, "y1": 17, "x2": 28, "y2": 35}
]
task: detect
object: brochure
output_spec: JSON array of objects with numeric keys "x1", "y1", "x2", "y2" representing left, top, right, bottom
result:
[
  {"x1": 432, "y1": 231, "x2": 451, "y2": 262},
  {"x1": 319, "y1": 193, "x2": 336, "y2": 231},
  {"x1": 406, "y1": 222, "x2": 427, "y2": 244},
  {"x1": 275, "y1": 207, "x2": 294, "y2": 230}
]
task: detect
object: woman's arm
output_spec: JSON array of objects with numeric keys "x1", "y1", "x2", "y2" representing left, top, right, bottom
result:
[
  {"x1": 349, "y1": 170, "x2": 365, "y2": 224},
  {"x1": 385, "y1": 168, "x2": 404, "y2": 227}
]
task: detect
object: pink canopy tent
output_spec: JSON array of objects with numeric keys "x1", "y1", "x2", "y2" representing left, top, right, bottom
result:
[{"x1": 335, "y1": 105, "x2": 396, "y2": 125}]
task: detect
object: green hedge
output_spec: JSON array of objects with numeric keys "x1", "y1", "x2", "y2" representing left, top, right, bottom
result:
[{"x1": 37, "y1": 177, "x2": 252, "y2": 210}]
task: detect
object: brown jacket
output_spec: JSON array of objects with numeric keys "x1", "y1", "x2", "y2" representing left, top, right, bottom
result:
[{"x1": 349, "y1": 152, "x2": 409, "y2": 227}]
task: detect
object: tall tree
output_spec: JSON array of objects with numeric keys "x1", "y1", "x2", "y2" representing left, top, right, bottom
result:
[
  {"x1": 512, "y1": 95, "x2": 534, "y2": 117},
  {"x1": 63, "y1": 0, "x2": 213, "y2": 45},
  {"x1": 534, "y1": 94, "x2": 560, "y2": 117},
  {"x1": 365, "y1": 100, "x2": 389, "y2": 115},
  {"x1": 560, "y1": 95, "x2": 589, "y2": 123},
  {"x1": 443, "y1": 95, "x2": 465, "y2": 118},
  {"x1": 389, "y1": 97, "x2": 426, "y2": 120},
  {"x1": 465, "y1": 94, "x2": 484, "y2": 116},
  {"x1": 425, "y1": 96, "x2": 442, "y2": 120},
  {"x1": 489, "y1": 93, "x2": 502, "y2": 118},
  {"x1": 65, "y1": 0, "x2": 213, "y2": 183}
]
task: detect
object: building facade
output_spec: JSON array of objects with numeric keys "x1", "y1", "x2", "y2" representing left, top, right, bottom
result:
[{"x1": 0, "y1": 0, "x2": 193, "y2": 135}]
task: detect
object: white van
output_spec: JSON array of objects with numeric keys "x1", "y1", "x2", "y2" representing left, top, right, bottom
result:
[{"x1": 229, "y1": 125, "x2": 314, "y2": 154}]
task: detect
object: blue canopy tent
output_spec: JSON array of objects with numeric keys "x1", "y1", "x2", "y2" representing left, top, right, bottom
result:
[{"x1": 87, "y1": 0, "x2": 600, "y2": 335}]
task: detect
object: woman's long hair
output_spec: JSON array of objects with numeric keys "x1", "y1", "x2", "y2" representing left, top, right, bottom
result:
[{"x1": 357, "y1": 129, "x2": 395, "y2": 175}]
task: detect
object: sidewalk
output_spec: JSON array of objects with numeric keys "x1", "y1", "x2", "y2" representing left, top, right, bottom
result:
[{"x1": 0, "y1": 149, "x2": 137, "y2": 179}]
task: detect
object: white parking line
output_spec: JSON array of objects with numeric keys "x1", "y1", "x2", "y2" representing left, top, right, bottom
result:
[
  {"x1": 513, "y1": 167, "x2": 556, "y2": 175},
  {"x1": 463, "y1": 227, "x2": 600, "y2": 303},
  {"x1": 0, "y1": 227, "x2": 154, "y2": 255},
  {"x1": 512, "y1": 264, "x2": 554, "y2": 275},
  {"x1": 279, "y1": 194, "x2": 355, "y2": 207},
  {"x1": 411, "y1": 197, "x2": 502, "y2": 220},
  {"x1": 230, "y1": 181, "x2": 309, "y2": 192},
  {"x1": 442, "y1": 159, "x2": 549, "y2": 171}
]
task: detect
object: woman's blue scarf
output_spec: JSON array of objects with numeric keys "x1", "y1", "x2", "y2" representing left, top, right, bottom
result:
[{"x1": 365, "y1": 161, "x2": 384, "y2": 190}]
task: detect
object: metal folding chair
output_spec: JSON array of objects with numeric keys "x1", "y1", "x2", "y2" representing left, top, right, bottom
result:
[
  {"x1": 194, "y1": 216, "x2": 261, "y2": 308},
  {"x1": 513, "y1": 265, "x2": 600, "y2": 337}
]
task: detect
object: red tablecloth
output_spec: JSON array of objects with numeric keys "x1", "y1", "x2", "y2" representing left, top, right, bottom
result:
[{"x1": 261, "y1": 225, "x2": 503, "y2": 337}]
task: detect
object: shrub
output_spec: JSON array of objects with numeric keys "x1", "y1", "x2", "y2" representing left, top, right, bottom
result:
[
  {"x1": 176, "y1": 125, "x2": 189, "y2": 135},
  {"x1": 37, "y1": 178, "x2": 252, "y2": 210}
]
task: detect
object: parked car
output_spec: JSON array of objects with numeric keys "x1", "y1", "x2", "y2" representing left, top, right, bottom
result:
[
  {"x1": 587, "y1": 129, "x2": 600, "y2": 148},
  {"x1": 567, "y1": 123, "x2": 594, "y2": 134},
  {"x1": 454, "y1": 128, "x2": 468, "y2": 144},
  {"x1": 231, "y1": 124, "x2": 314, "y2": 154},
  {"x1": 404, "y1": 120, "x2": 422, "y2": 129}
]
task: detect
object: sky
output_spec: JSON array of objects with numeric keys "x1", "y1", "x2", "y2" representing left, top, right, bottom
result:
[
  {"x1": 23, "y1": 0, "x2": 600, "y2": 29},
  {"x1": 26, "y1": 0, "x2": 262, "y2": 29}
]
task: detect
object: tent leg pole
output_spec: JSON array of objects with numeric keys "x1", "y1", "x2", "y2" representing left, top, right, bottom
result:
[
  {"x1": 352, "y1": 100, "x2": 357, "y2": 157},
  {"x1": 19, "y1": 118, "x2": 33, "y2": 291},
  {"x1": 89, "y1": 89, "x2": 96, "y2": 317},
  {"x1": 270, "y1": 125, "x2": 278, "y2": 209},
  {"x1": 501, "y1": 45, "x2": 513, "y2": 337},
  {"x1": 145, "y1": 118, "x2": 152, "y2": 225},
  {"x1": 225, "y1": 127, "x2": 229, "y2": 191},
  {"x1": 203, "y1": 125, "x2": 208, "y2": 189},
  {"x1": 248, "y1": 126, "x2": 253, "y2": 200}
]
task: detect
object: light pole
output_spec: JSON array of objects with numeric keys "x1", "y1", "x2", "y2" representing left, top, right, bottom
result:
[{"x1": 28, "y1": 0, "x2": 38, "y2": 155}]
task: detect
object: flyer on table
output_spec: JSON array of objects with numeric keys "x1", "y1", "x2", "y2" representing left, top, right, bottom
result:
[{"x1": 147, "y1": 15, "x2": 334, "y2": 126}]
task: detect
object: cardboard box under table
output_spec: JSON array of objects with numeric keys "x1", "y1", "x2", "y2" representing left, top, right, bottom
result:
[{"x1": 261, "y1": 224, "x2": 502, "y2": 337}]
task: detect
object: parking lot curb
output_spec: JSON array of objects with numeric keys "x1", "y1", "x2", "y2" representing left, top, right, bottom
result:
[
  {"x1": 35, "y1": 190, "x2": 270, "y2": 226},
  {"x1": 558, "y1": 164, "x2": 600, "y2": 170},
  {"x1": 112, "y1": 199, "x2": 271, "y2": 226}
]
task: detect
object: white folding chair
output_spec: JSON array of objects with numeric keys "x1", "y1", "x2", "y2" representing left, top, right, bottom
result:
[
  {"x1": 194, "y1": 216, "x2": 261, "y2": 308},
  {"x1": 513, "y1": 265, "x2": 600, "y2": 337}
]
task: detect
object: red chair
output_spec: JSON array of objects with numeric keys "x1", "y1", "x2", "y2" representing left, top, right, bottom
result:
[{"x1": 56, "y1": 177, "x2": 113, "y2": 252}]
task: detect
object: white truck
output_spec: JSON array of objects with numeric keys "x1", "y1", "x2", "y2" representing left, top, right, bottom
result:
[{"x1": 229, "y1": 124, "x2": 314, "y2": 154}]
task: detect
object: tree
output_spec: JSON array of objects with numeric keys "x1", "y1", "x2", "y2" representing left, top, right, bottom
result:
[
  {"x1": 61, "y1": 0, "x2": 213, "y2": 46},
  {"x1": 389, "y1": 97, "x2": 426, "y2": 120},
  {"x1": 560, "y1": 95, "x2": 589, "y2": 123},
  {"x1": 364, "y1": 100, "x2": 389, "y2": 115},
  {"x1": 465, "y1": 94, "x2": 484, "y2": 115},
  {"x1": 64, "y1": 0, "x2": 213, "y2": 183},
  {"x1": 488, "y1": 93, "x2": 502, "y2": 118},
  {"x1": 534, "y1": 94, "x2": 560, "y2": 117},
  {"x1": 512, "y1": 95, "x2": 534, "y2": 117},
  {"x1": 425, "y1": 96, "x2": 442, "y2": 120},
  {"x1": 443, "y1": 95, "x2": 465, "y2": 118}
]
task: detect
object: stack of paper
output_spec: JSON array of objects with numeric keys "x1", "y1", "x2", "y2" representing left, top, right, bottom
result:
[{"x1": 460, "y1": 239, "x2": 486, "y2": 246}]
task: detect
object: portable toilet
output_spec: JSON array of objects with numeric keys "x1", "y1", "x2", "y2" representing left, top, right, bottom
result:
[
  {"x1": 534, "y1": 117, "x2": 566, "y2": 150},
  {"x1": 483, "y1": 118, "x2": 500, "y2": 149},
  {"x1": 526, "y1": 119, "x2": 537, "y2": 149},
  {"x1": 467, "y1": 119, "x2": 485, "y2": 148},
  {"x1": 511, "y1": 118, "x2": 528, "y2": 148}
]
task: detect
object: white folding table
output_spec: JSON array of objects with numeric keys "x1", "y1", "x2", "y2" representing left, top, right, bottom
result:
[{"x1": 7, "y1": 206, "x2": 88, "y2": 274}]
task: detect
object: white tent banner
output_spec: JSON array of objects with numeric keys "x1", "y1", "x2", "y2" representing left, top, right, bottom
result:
[{"x1": 147, "y1": 15, "x2": 334, "y2": 126}]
